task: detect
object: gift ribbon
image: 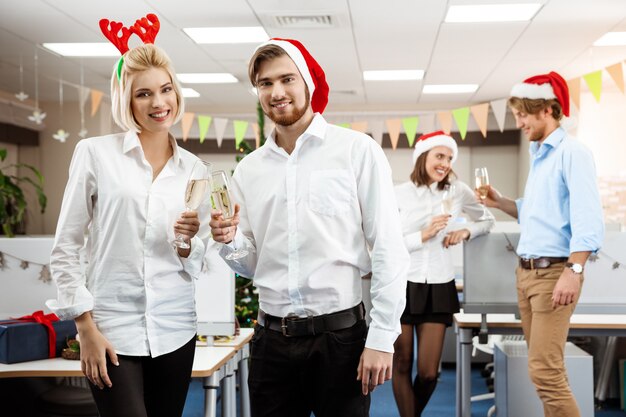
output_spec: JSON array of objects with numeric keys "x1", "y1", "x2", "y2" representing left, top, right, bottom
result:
[{"x1": 2, "y1": 311, "x2": 60, "y2": 358}]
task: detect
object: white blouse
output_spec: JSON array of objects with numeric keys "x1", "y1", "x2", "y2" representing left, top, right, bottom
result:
[
  {"x1": 395, "y1": 180, "x2": 494, "y2": 284},
  {"x1": 47, "y1": 132, "x2": 209, "y2": 357}
]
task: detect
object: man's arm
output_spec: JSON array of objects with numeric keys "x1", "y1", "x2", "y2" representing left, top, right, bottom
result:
[{"x1": 478, "y1": 185, "x2": 519, "y2": 219}]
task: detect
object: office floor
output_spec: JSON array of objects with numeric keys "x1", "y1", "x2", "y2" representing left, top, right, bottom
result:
[{"x1": 182, "y1": 365, "x2": 626, "y2": 417}]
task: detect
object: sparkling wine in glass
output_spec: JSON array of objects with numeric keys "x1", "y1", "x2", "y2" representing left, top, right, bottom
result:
[
  {"x1": 474, "y1": 167, "x2": 491, "y2": 221},
  {"x1": 441, "y1": 184, "x2": 456, "y2": 215},
  {"x1": 173, "y1": 160, "x2": 212, "y2": 249},
  {"x1": 211, "y1": 170, "x2": 248, "y2": 260}
]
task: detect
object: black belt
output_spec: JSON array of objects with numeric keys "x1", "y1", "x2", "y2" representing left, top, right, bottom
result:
[
  {"x1": 258, "y1": 303, "x2": 365, "y2": 337},
  {"x1": 519, "y1": 257, "x2": 568, "y2": 270}
]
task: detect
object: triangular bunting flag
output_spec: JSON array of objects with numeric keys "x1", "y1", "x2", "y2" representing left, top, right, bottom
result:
[
  {"x1": 401, "y1": 116, "x2": 419, "y2": 147},
  {"x1": 490, "y1": 98, "x2": 507, "y2": 132},
  {"x1": 437, "y1": 111, "x2": 453, "y2": 134},
  {"x1": 197, "y1": 115, "x2": 212, "y2": 144},
  {"x1": 567, "y1": 78, "x2": 581, "y2": 110},
  {"x1": 337, "y1": 122, "x2": 351, "y2": 129},
  {"x1": 214, "y1": 117, "x2": 228, "y2": 148},
  {"x1": 351, "y1": 121, "x2": 368, "y2": 133},
  {"x1": 234, "y1": 120, "x2": 249, "y2": 149},
  {"x1": 418, "y1": 113, "x2": 436, "y2": 134},
  {"x1": 79, "y1": 86, "x2": 90, "y2": 111},
  {"x1": 181, "y1": 113, "x2": 195, "y2": 142},
  {"x1": 470, "y1": 103, "x2": 489, "y2": 138},
  {"x1": 369, "y1": 120, "x2": 384, "y2": 146},
  {"x1": 606, "y1": 62, "x2": 625, "y2": 93},
  {"x1": 252, "y1": 123, "x2": 260, "y2": 149},
  {"x1": 386, "y1": 119, "x2": 402, "y2": 150},
  {"x1": 90, "y1": 89, "x2": 103, "y2": 116},
  {"x1": 583, "y1": 70, "x2": 602, "y2": 102},
  {"x1": 452, "y1": 107, "x2": 470, "y2": 140}
]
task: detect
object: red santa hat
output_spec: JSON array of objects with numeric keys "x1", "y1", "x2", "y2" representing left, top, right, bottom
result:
[
  {"x1": 510, "y1": 71, "x2": 570, "y2": 117},
  {"x1": 412, "y1": 131, "x2": 458, "y2": 164},
  {"x1": 255, "y1": 38, "x2": 329, "y2": 114}
]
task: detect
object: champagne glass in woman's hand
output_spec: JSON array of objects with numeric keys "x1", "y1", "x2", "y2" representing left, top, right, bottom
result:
[
  {"x1": 211, "y1": 170, "x2": 248, "y2": 260},
  {"x1": 474, "y1": 167, "x2": 491, "y2": 221},
  {"x1": 173, "y1": 160, "x2": 212, "y2": 249}
]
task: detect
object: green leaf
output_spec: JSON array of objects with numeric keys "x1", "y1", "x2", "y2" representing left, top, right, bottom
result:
[{"x1": 0, "y1": 149, "x2": 6, "y2": 162}]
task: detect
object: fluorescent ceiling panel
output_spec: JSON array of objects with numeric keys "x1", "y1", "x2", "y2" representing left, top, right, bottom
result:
[
  {"x1": 594, "y1": 32, "x2": 626, "y2": 46},
  {"x1": 42, "y1": 43, "x2": 119, "y2": 57},
  {"x1": 182, "y1": 88, "x2": 200, "y2": 98},
  {"x1": 445, "y1": 4, "x2": 541, "y2": 23},
  {"x1": 178, "y1": 73, "x2": 238, "y2": 84}
]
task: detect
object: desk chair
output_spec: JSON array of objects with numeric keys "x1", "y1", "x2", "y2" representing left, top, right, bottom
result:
[{"x1": 35, "y1": 379, "x2": 98, "y2": 417}]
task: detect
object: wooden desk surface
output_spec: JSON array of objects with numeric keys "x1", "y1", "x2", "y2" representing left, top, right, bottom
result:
[
  {"x1": 454, "y1": 312, "x2": 626, "y2": 330},
  {"x1": 214, "y1": 328, "x2": 254, "y2": 350},
  {"x1": 0, "y1": 346, "x2": 237, "y2": 379}
]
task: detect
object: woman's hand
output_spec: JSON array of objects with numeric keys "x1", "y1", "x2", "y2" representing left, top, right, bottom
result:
[
  {"x1": 76, "y1": 313, "x2": 118, "y2": 389},
  {"x1": 443, "y1": 229, "x2": 470, "y2": 248},
  {"x1": 422, "y1": 214, "x2": 451, "y2": 242}
]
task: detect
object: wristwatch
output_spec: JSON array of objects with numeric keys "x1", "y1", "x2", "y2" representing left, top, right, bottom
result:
[{"x1": 565, "y1": 262, "x2": 583, "y2": 274}]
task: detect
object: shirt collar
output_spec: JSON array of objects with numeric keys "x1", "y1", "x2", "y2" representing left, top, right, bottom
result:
[
  {"x1": 412, "y1": 181, "x2": 440, "y2": 195},
  {"x1": 265, "y1": 113, "x2": 327, "y2": 151},
  {"x1": 530, "y1": 127, "x2": 565, "y2": 157},
  {"x1": 122, "y1": 131, "x2": 182, "y2": 167}
]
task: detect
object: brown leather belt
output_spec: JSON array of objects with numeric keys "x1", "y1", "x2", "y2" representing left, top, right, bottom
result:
[
  {"x1": 258, "y1": 303, "x2": 365, "y2": 337},
  {"x1": 519, "y1": 257, "x2": 568, "y2": 270}
]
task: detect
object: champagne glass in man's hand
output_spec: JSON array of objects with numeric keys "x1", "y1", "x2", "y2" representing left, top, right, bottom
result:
[
  {"x1": 173, "y1": 160, "x2": 212, "y2": 249},
  {"x1": 211, "y1": 170, "x2": 248, "y2": 260}
]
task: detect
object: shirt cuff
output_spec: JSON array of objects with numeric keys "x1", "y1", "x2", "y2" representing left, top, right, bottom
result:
[
  {"x1": 45, "y1": 286, "x2": 94, "y2": 321},
  {"x1": 364, "y1": 326, "x2": 397, "y2": 353},
  {"x1": 404, "y1": 231, "x2": 423, "y2": 252},
  {"x1": 179, "y1": 236, "x2": 205, "y2": 278}
]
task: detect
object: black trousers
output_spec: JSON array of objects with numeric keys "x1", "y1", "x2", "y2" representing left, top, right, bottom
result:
[
  {"x1": 89, "y1": 335, "x2": 196, "y2": 417},
  {"x1": 248, "y1": 320, "x2": 370, "y2": 417}
]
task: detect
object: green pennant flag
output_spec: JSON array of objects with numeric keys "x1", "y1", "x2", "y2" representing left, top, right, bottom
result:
[
  {"x1": 402, "y1": 116, "x2": 419, "y2": 147},
  {"x1": 337, "y1": 122, "x2": 351, "y2": 129},
  {"x1": 452, "y1": 107, "x2": 470, "y2": 140},
  {"x1": 234, "y1": 120, "x2": 249, "y2": 149},
  {"x1": 583, "y1": 70, "x2": 603, "y2": 102},
  {"x1": 197, "y1": 115, "x2": 212, "y2": 144}
]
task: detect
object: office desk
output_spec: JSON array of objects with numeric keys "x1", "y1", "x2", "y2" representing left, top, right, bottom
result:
[
  {"x1": 0, "y1": 346, "x2": 237, "y2": 417},
  {"x1": 454, "y1": 313, "x2": 626, "y2": 417},
  {"x1": 214, "y1": 328, "x2": 254, "y2": 417}
]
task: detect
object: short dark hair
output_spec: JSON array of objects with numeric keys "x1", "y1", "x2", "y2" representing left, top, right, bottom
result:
[
  {"x1": 507, "y1": 97, "x2": 563, "y2": 121},
  {"x1": 410, "y1": 150, "x2": 455, "y2": 190},
  {"x1": 248, "y1": 44, "x2": 287, "y2": 86}
]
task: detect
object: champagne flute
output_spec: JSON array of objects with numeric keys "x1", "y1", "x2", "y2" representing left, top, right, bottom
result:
[
  {"x1": 173, "y1": 160, "x2": 212, "y2": 249},
  {"x1": 474, "y1": 167, "x2": 491, "y2": 221},
  {"x1": 211, "y1": 170, "x2": 248, "y2": 260},
  {"x1": 441, "y1": 184, "x2": 456, "y2": 215}
]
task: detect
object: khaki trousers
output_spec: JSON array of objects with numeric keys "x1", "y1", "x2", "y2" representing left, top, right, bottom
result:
[{"x1": 516, "y1": 264, "x2": 584, "y2": 417}]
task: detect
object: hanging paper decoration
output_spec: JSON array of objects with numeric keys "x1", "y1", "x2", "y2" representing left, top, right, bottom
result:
[
  {"x1": 369, "y1": 120, "x2": 384, "y2": 146},
  {"x1": 437, "y1": 111, "x2": 452, "y2": 134},
  {"x1": 583, "y1": 70, "x2": 602, "y2": 102},
  {"x1": 350, "y1": 121, "x2": 368, "y2": 134},
  {"x1": 181, "y1": 112, "x2": 195, "y2": 142},
  {"x1": 233, "y1": 120, "x2": 249, "y2": 149},
  {"x1": 401, "y1": 116, "x2": 419, "y2": 147},
  {"x1": 197, "y1": 115, "x2": 212, "y2": 144},
  {"x1": 605, "y1": 62, "x2": 625, "y2": 93},
  {"x1": 567, "y1": 78, "x2": 581, "y2": 110},
  {"x1": 78, "y1": 64, "x2": 88, "y2": 138},
  {"x1": 28, "y1": 49, "x2": 46, "y2": 125},
  {"x1": 214, "y1": 117, "x2": 228, "y2": 148},
  {"x1": 53, "y1": 77, "x2": 69, "y2": 142},
  {"x1": 385, "y1": 119, "x2": 402, "y2": 150},
  {"x1": 418, "y1": 113, "x2": 436, "y2": 135},
  {"x1": 39, "y1": 265, "x2": 51, "y2": 284},
  {"x1": 337, "y1": 122, "x2": 351, "y2": 129},
  {"x1": 490, "y1": 98, "x2": 507, "y2": 132},
  {"x1": 0, "y1": 252, "x2": 5, "y2": 270},
  {"x1": 470, "y1": 103, "x2": 489, "y2": 138},
  {"x1": 452, "y1": 107, "x2": 470, "y2": 140},
  {"x1": 91, "y1": 90, "x2": 104, "y2": 116},
  {"x1": 15, "y1": 56, "x2": 28, "y2": 101},
  {"x1": 20, "y1": 260, "x2": 29, "y2": 270}
]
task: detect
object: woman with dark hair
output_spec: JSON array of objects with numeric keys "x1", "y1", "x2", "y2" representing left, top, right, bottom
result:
[{"x1": 392, "y1": 131, "x2": 494, "y2": 416}]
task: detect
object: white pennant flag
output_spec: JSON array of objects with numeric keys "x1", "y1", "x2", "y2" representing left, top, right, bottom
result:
[
  {"x1": 490, "y1": 98, "x2": 508, "y2": 132},
  {"x1": 369, "y1": 120, "x2": 384, "y2": 146},
  {"x1": 213, "y1": 117, "x2": 228, "y2": 148},
  {"x1": 418, "y1": 113, "x2": 436, "y2": 135},
  {"x1": 79, "y1": 86, "x2": 90, "y2": 111}
]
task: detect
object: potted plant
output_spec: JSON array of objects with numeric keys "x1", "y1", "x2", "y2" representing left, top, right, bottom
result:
[{"x1": 0, "y1": 148, "x2": 47, "y2": 236}]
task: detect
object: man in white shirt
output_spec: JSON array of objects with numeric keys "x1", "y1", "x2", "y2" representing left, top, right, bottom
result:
[{"x1": 210, "y1": 38, "x2": 409, "y2": 417}]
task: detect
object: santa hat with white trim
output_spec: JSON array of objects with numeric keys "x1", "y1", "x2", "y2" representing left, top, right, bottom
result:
[
  {"x1": 253, "y1": 38, "x2": 329, "y2": 114},
  {"x1": 510, "y1": 71, "x2": 570, "y2": 117},
  {"x1": 412, "y1": 131, "x2": 458, "y2": 164}
]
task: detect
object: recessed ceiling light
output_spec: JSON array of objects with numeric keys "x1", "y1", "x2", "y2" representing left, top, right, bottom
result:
[
  {"x1": 182, "y1": 88, "x2": 200, "y2": 98},
  {"x1": 594, "y1": 32, "x2": 626, "y2": 46},
  {"x1": 183, "y1": 27, "x2": 269, "y2": 44},
  {"x1": 445, "y1": 4, "x2": 542, "y2": 23},
  {"x1": 363, "y1": 70, "x2": 424, "y2": 81},
  {"x1": 42, "y1": 43, "x2": 119, "y2": 57},
  {"x1": 177, "y1": 73, "x2": 238, "y2": 84},
  {"x1": 422, "y1": 84, "x2": 479, "y2": 94}
]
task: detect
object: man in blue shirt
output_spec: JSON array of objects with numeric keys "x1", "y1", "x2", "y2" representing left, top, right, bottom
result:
[{"x1": 481, "y1": 71, "x2": 603, "y2": 417}]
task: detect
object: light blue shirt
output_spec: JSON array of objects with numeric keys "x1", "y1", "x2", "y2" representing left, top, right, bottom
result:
[{"x1": 515, "y1": 127, "x2": 604, "y2": 258}]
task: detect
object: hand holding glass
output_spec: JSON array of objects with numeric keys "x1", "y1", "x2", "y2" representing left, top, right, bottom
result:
[
  {"x1": 474, "y1": 167, "x2": 491, "y2": 221},
  {"x1": 173, "y1": 160, "x2": 212, "y2": 249},
  {"x1": 211, "y1": 170, "x2": 248, "y2": 260}
]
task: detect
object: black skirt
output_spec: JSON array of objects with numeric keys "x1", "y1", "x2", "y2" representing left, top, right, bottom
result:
[{"x1": 400, "y1": 280, "x2": 460, "y2": 327}]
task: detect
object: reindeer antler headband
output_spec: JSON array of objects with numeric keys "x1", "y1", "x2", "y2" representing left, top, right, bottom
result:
[{"x1": 99, "y1": 13, "x2": 161, "y2": 80}]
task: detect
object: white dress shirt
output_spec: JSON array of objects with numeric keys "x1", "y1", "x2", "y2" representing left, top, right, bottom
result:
[
  {"x1": 219, "y1": 114, "x2": 409, "y2": 353},
  {"x1": 395, "y1": 180, "x2": 494, "y2": 284},
  {"x1": 47, "y1": 132, "x2": 208, "y2": 357}
]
